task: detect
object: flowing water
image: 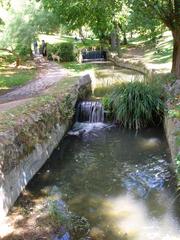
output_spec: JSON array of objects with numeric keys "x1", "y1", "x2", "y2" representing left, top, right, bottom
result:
[
  {"x1": 17, "y1": 63, "x2": 180, "y2": 239},
  {"x1": 27, "y1": 120, "x2": 180, "y2": 240},
  {"x1": 76, "y1": 101, "x2": 104, "y2": 123}
]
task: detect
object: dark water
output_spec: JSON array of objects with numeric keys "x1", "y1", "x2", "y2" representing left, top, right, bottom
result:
[{"x1": 27, "y1": 123, "x2": 180, "y2": 240}]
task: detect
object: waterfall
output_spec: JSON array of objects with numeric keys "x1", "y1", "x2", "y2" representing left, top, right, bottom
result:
[{"x1": 76, "y1": 101, "x2": 104, "y2": 123}]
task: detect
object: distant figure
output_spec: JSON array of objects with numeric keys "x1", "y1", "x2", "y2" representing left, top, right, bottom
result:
[
  {"x1": 42, "y1": 40, "x2": 47, "y2": 57},
  {"x1": 33, "y1": 40, "x2": 38, "y2": 55}
]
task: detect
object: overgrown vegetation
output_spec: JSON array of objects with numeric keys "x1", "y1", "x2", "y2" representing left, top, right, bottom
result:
[{"x1": 102, "y1": 81, "x2": 165, "y2": 129}]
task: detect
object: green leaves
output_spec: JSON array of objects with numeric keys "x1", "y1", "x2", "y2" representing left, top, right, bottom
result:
[
  {"x1": 0, "y1": 0, "x2": 60, "y2": 56},
  {"x1": 103, "y1": 81, "x2": 165, "y2": 130}
]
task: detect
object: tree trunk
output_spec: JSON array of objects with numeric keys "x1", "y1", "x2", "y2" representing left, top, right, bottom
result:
[
  {"x1": 116, "y1": 34, "x2": 121, "y2": 57},
  {"x1": 171, "y1": 30, "x2": 180, "y2": 78},
  {"x1": 123, "y1": 31, "x2": 128, "y2": 45},
  {"x1": 110, "y1": 31, "x2": 117, "y2": 51},
  {"x1": 79, "y1": 28, "x2": 85, "y2": 43},
  {"x1": 115, "y1": 24, "x2": 121, "y2": 57}
]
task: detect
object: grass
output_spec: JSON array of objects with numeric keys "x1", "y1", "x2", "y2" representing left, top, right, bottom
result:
[
  {"x1": 0, "y1": 56, "x2": 36, "y2": 91},
  {"x1": 122, "y1": 31, "x2": 173, "y2": 66},
  {"x1": 62, "y1": 62, "x2": 94, "y2": 72},
  {"x1": 0, "y1": 68, "x2": 36, "y2": 89},
  {"x1": 0, "y1": 75, "x2": 78, "y2": 131}
]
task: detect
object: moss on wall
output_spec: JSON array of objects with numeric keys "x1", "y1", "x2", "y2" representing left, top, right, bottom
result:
[{"x1": 0, "y1": 74, "x2": 91, "y2": 176}]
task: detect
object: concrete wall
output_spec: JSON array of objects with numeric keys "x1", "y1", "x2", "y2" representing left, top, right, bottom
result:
[{"x1": 0, "y1": 74, "x2": 91, "y2": 218}]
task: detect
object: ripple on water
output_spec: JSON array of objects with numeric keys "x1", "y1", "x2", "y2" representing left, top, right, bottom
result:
[{"x1": 27, "y1": 124, "x2": 180, "y2": 240}]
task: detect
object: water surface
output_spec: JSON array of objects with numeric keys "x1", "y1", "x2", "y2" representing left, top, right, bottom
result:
[{"x1": 28, "y1": 123, "x2": 180, "y2": 240}]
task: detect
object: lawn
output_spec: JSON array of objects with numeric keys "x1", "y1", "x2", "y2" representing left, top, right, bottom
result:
[
  {"x1": 62, "y1": 62, "x2": 94, "y2": 73},
  {"x1": 0, "y1": 57, "x2": 36, "y2": 92}
]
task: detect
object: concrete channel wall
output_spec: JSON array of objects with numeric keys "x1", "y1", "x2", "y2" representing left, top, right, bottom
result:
[
  {"x1": 107, "y1": 51, "x2": 180, "y2": 167},
  {"x1": 0, "y1": 55, "x2": 179, "y2": 218},
  {"x1": 0, "y1": 74, "x2": 92, "y2": 218}
]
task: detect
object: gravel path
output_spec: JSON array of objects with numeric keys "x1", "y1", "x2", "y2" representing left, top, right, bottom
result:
[{"x1": 0, "y1": 58, "x2": 69, "y2": 111}]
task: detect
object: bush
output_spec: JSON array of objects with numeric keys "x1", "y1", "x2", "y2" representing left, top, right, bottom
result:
[
  {"x1": 103, "y1": 81, "x2": 165, "y2": 129},
  {"x1": 47, "y1": 42, "x2": 75, "y2": 62},
  {"x1": 59, "y1": 42, "x2": 75, "y2": 61},
  {"x1": 15, "y1": 44, "x2": 32, "y2": 58},
  {"x1": 47, "y1": 43, "x2": 61, "y2": 60}
]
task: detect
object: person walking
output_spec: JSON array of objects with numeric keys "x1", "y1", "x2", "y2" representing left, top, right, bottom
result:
[
  {"x1": 42, "y1": 40, "x2": 47, "y2": 57},
  {"x1": 33, "y1": 40, "x2": 38, "y2": 55}
]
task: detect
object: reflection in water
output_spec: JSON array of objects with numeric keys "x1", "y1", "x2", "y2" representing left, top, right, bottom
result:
[{"x1": 28, "y1": 123, "x2": 180, "y2": 239}]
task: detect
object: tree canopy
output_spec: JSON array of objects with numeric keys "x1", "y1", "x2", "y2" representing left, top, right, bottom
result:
[{"x1": 1, "y1": 0, "x2": 180, "y2": 76}]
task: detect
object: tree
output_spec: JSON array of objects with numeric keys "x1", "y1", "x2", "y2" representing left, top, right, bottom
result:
[
  {"x1": 0, "y1": 0, "x2": 60, "y2": 64},
  {"x1": 43, "y1": 0, "x2": 127, "y2": 51},
  {"x1": 128, "y1": 0, "x2": 180, "y2": 77}
]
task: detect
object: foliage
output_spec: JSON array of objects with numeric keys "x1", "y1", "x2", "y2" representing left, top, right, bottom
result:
[
  {"x1": 48, "y1": 202, "x2": 69, "y2": 227},
  {"x1": 59, "y1": 94, "x2": 75, "y2": 121},
  {"x1": 42, "y1": 0, "x2": 123, "y2": 43},
  {"x1": 47, "y1": 43, "x2": 61, "y2": 59},
  {"x1": 127, "y1": 3, "x2": 165, "y2": 41},
  {"x1": 176, "y1": 153, "x2": 180, "y2": 180},
  {"x1": 0, "y1": 0, "x2": 60, "y2": 58},
  {"x1": 127, "y1": 0, "x2": 180, "y2": 77},
  {"x1": 103, "y1": 81, "x2": 165, "y2": 129},
  {"x1": 70, "y1": 214, "x2": 90, "y2": 239},
  {"x1": 59, "y1": 42, "x2": 75, "y2": 61},
  {"x1": 47, "y1": 42, "x2": 75, "y2": 62}
]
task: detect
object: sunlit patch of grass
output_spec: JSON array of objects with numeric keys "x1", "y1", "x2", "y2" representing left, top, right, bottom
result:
[
  {"x1": 0, "y1": 54, "x2": 36, "y2": 90},
  {"x1": 0, "y1": 76, "x2": 79, "y2": 131},
  {"x1": 0, "y1": 69, "x2": 36, "y2": 89},
  {"x1": 62, "y1": 62, "x2": 94, "y2": 72}
]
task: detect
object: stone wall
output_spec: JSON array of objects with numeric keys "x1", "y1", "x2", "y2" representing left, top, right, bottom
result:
[
  {"x1": 107, "y1": 51, "x2": 180, "y2": 170},
  {"x1": 0, "y1": 74, "x2": 92, "y2": 218}
]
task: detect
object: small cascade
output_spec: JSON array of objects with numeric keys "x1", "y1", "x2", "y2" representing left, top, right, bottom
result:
[{"x1": 76, "y1": 101, "x2": 104, "y2": 123}]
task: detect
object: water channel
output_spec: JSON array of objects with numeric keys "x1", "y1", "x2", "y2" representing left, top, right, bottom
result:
[{"x1": 15, "y1": 63, "x2": 180, "y2": 239}]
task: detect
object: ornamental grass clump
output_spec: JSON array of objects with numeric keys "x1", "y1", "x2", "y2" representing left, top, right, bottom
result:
[{"x1": 104, "y1": 81, "x2": 165, "y2": 129}]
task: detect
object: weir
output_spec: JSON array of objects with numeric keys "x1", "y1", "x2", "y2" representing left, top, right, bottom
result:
[
  {"x1": 76, "y1": 101, "x2": 104, "y2": 123},
  {"x1": 82, "y1": 50, "x2": 107, "y2": 62}
]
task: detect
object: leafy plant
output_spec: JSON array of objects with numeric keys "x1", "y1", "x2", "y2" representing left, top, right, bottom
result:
[
  {"x1": 47, "y1": 42, "x2": 75, "y2": 62},
  {"x1": 48, "y1": 201, "x2": 70, "y2": 228},
  {"x1": 103, "y1": 81, "x2": 165, "y2": 129},
  {"x1": 176, "y1": 153, "x2": 180, "y2": 181},
  {"x1": 70, "y1": 214, "x2": 90, "y2": 239},
  {"x1": 59, "y1": 94, "x2": 75, "y2": 121},
  {"x1": 59, "y1": 42, "x2": 75, "y2": 61}
]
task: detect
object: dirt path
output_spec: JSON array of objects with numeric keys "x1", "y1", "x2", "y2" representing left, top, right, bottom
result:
[{"x1": 0, "y1": 57, "x2": 70, "y2": 111}]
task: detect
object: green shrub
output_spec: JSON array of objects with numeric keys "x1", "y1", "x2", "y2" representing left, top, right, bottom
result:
[
  {"x1": 59, "y1": 42, "x2": 75, "y2": 62},
  {"x1": 15, "y1": 44, "x2": 32, "y2": 58},
  {"x1": 103, "y1": 81, "x2": 165, "y2": 129},
  {"x1": 47, "y1": 43, "x2": 61, "y2": 60},
  {"x1": 47, "y1": 42, "x2": 75, "y2": 62}
]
